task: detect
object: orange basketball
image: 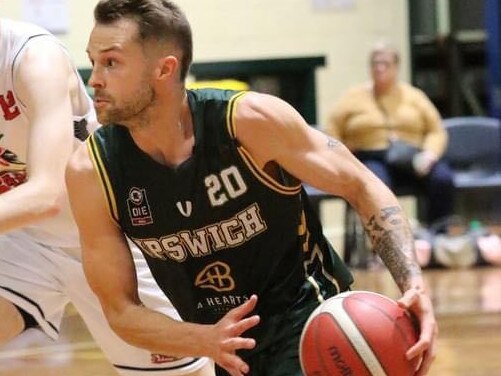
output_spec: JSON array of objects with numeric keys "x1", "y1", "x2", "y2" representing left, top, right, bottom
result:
[{"x1": 299, "y1": 291, "x2": 419, "y2": 376}]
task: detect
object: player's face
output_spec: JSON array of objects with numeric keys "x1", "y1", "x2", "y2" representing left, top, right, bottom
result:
[
  {"x1": 370, "y1": 51, "x2": 398, "y2": 88},
  {"x1": 86, "y1": 19, "x2": 155, "y2": 126}
]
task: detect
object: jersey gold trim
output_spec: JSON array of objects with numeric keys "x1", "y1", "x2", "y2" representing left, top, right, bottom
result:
[
  {"x1": 237, "y1": 146, "x2": 301, "y2": 195},
  {"x1": 226, "y1": 91, "x2": 302, "y2": 195},
  {"x1": 226, "y1": 91, "x2": 246, "y2": 139},
  {"x1": 86, "y1": 134, "x2": 119, "y2": 223}
]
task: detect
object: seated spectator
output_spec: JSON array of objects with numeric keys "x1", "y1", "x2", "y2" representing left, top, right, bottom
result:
[{"x1": 326, "y1": 41, "x2": 454, "y2": 225}]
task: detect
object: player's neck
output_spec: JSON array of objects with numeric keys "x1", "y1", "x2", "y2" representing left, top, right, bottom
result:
[{"x1": 130, "y1": 91, "x2": 194, "y2": 167}]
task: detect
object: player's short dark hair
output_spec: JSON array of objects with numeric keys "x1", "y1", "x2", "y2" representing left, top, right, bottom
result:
[{"x1": 94, "y1": 0, "x2": 192, "y2": 81}]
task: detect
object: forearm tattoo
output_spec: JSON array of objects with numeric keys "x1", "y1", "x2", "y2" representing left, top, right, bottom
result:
[
  {"x1": 327, "y1": 137, "x2": 341, "y2": 149},
  {"x1": 364, "y1": 206, "x2": 421, "y2": 292}
]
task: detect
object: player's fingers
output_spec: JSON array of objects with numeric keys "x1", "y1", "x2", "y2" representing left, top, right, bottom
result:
[
  {"x1": 406, "y1": 312, "x2": 437, "y2": 360},
  {"x1": 406, "y1": 338, "x2": 429, "y2": 360},
  {"x1": 414, "y1": 348, "x2": 436, "y2": 376},
  {"x1": 232, "y1": 315, "x2": 260, "y2": 335},
  {"x1": 219, "y1": 353, "x2": 250, "y2": 376},
  {"x1": 226, "y1": 295, "x2": 258, "y2": 320},
  {"x1": 224, "y1": 336, "x2": 257, "y2": 351},
  {"x1": 414, "y1": 332, "x2": 437, "y2": 376},
  {"x1": 397, "y1": 288, "x2": 419, "y2": 309}
]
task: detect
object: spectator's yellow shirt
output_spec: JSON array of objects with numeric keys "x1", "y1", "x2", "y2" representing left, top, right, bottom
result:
[{"x1": 326, "y1": 82, "x2": 447, "y2": 157}]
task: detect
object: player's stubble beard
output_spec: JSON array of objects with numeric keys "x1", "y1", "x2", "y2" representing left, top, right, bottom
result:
[{"x1": 96, "y1": 76, "x2": 155, "y2": 129}]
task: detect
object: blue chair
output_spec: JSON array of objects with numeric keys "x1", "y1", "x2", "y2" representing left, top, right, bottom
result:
[
  {"x1": 443, "y1": 116, "x2": 501, "y2": 189},
  {"x1": 443, "y1": 116, "x2": 501, "y2": 222}
]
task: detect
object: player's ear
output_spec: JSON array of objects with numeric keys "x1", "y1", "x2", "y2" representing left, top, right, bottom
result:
[{"x1": 156, "y1": 55, "x2": 178, "y2": 81}]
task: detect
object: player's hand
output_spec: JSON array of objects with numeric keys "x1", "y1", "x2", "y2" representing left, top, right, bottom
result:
[
  {"x1": 397, "y1": 288, "x2": 438, "y2": 376},
  {"x1": 209, "y1": 295, "x2": 260, "y2": 376}
]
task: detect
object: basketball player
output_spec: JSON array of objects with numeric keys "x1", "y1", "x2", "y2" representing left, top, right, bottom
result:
[
  {"x1": 66, "y1": 1, "x2": 437, "y2": 375},
  {"x1": 0, "y1": 18, "x2": 213, "y2": 375}
]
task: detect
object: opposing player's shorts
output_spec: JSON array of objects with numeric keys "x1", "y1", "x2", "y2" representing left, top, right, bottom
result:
[{"x1": 0, "y1": 230, "x2": 211, "y2": 375}]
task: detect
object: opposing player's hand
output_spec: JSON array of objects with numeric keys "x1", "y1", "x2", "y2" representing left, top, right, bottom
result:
[
  {"x1": 209, "y1": 295, "x2": 260, "y2": 376},
  {"x1": 397, "y1": 288, "x2": 438, "y2": 376}
]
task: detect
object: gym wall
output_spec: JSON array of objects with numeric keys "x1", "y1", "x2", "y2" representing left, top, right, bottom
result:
[{"x1": 1, "y1": 0, "x2": 409, "y2": 127}]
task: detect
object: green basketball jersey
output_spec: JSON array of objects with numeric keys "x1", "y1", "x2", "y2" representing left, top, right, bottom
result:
[{"x1": 88, "y1": 88, "x2": 353, "y2": 354}]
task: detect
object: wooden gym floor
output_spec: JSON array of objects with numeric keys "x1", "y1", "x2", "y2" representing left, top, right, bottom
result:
[{"x1": 0, "y1": 266, "x2": 500, "y2": 375}]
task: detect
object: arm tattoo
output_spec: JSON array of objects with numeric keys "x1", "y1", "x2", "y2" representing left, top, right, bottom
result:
[
  {"x1": 364, "y1": 206, "x2": 421, "y2": 292},
  {"x1": 326, "y1": 137, "x2": 340, "y2": 149}
]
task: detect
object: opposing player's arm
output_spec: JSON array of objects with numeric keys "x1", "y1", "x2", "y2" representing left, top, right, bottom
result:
[
  {"x1": 65, "y1": 144, "x2": 259, "y2": 376},
  {"x1": 0, "y1": 39, "x2": 75, "y2": 233},
  {"x1": 234, "y1": 92, "x2": 436, "y2": 374}
]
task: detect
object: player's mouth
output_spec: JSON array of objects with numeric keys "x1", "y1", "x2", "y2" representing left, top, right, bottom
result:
[{"x1": 93, "y1": 98, "x2": 109, "y2": 109}]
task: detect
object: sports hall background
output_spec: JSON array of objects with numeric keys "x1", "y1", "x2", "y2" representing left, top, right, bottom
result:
[{"x1": 2, "y1": 1, "x2": 501, "y2": 375}]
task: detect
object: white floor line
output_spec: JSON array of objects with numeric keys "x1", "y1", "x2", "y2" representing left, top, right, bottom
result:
[{"x1": 0, "y1": 341, "x2": 98, "y2": 359}]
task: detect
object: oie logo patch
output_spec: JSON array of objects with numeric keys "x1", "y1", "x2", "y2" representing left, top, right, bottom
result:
[{"x1": 127, "y1": 187, "x2": 153, "y2": 226}]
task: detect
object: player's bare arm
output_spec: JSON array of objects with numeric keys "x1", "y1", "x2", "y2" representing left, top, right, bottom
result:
[
  {"x1": 365, "y1": 206, "x2": 422, "y2": 290},
  {"x1": 234, "y1": 91, "x2": 437, "y2": 374},
  {"x1": 65, "y1": 144, "x2": 259, "y2": 376},
  {"x1": 234, "y1": 92, "x2": 420, "y2": 284},
  {"x1": 0, "y1": 39, "x2": 75, "y2": 233}
]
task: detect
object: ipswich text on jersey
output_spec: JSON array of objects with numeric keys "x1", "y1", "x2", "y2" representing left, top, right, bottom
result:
[{"x1": 131, "y1": 203, "x2": 268, "y2": 262}]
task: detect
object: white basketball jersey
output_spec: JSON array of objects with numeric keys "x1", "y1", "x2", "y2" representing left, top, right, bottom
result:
[{"x1": 0, "y1": 19, "x2": 98, "y2": 249}]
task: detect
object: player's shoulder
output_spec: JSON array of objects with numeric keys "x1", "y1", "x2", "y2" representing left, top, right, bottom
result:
[
  {"x1": 188, "y1": 88, "x2": 290, "y2": 126},
  {"x1": 66, "y1": 142, "x2": 94, "y2": 178},
  {"x1": 65, "y1": 139, "x2": 105, "y2": 205},
  {"x1": 21, "y1": 37, "x2": 70, "y2": 68},
  {"x1": 235, "y1": 91, "x2": 293, "y2": 123},
  {"x1": 14, "y1": 32, "x2": 72, "y2": 85},
  {"x1": 1, "y1": 18, "x2": 49, "y2": 38},
  {"x1": 187, "y1": 87, "x2": 246, "y2": 110},
  {"x1": 233, "y1": 91, "x2": 307, "y2": 149}
]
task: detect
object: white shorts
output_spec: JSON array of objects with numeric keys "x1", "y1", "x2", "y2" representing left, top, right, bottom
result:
[{"x1": 0, "y1": 230, "x2": 210, "y2": 375}]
